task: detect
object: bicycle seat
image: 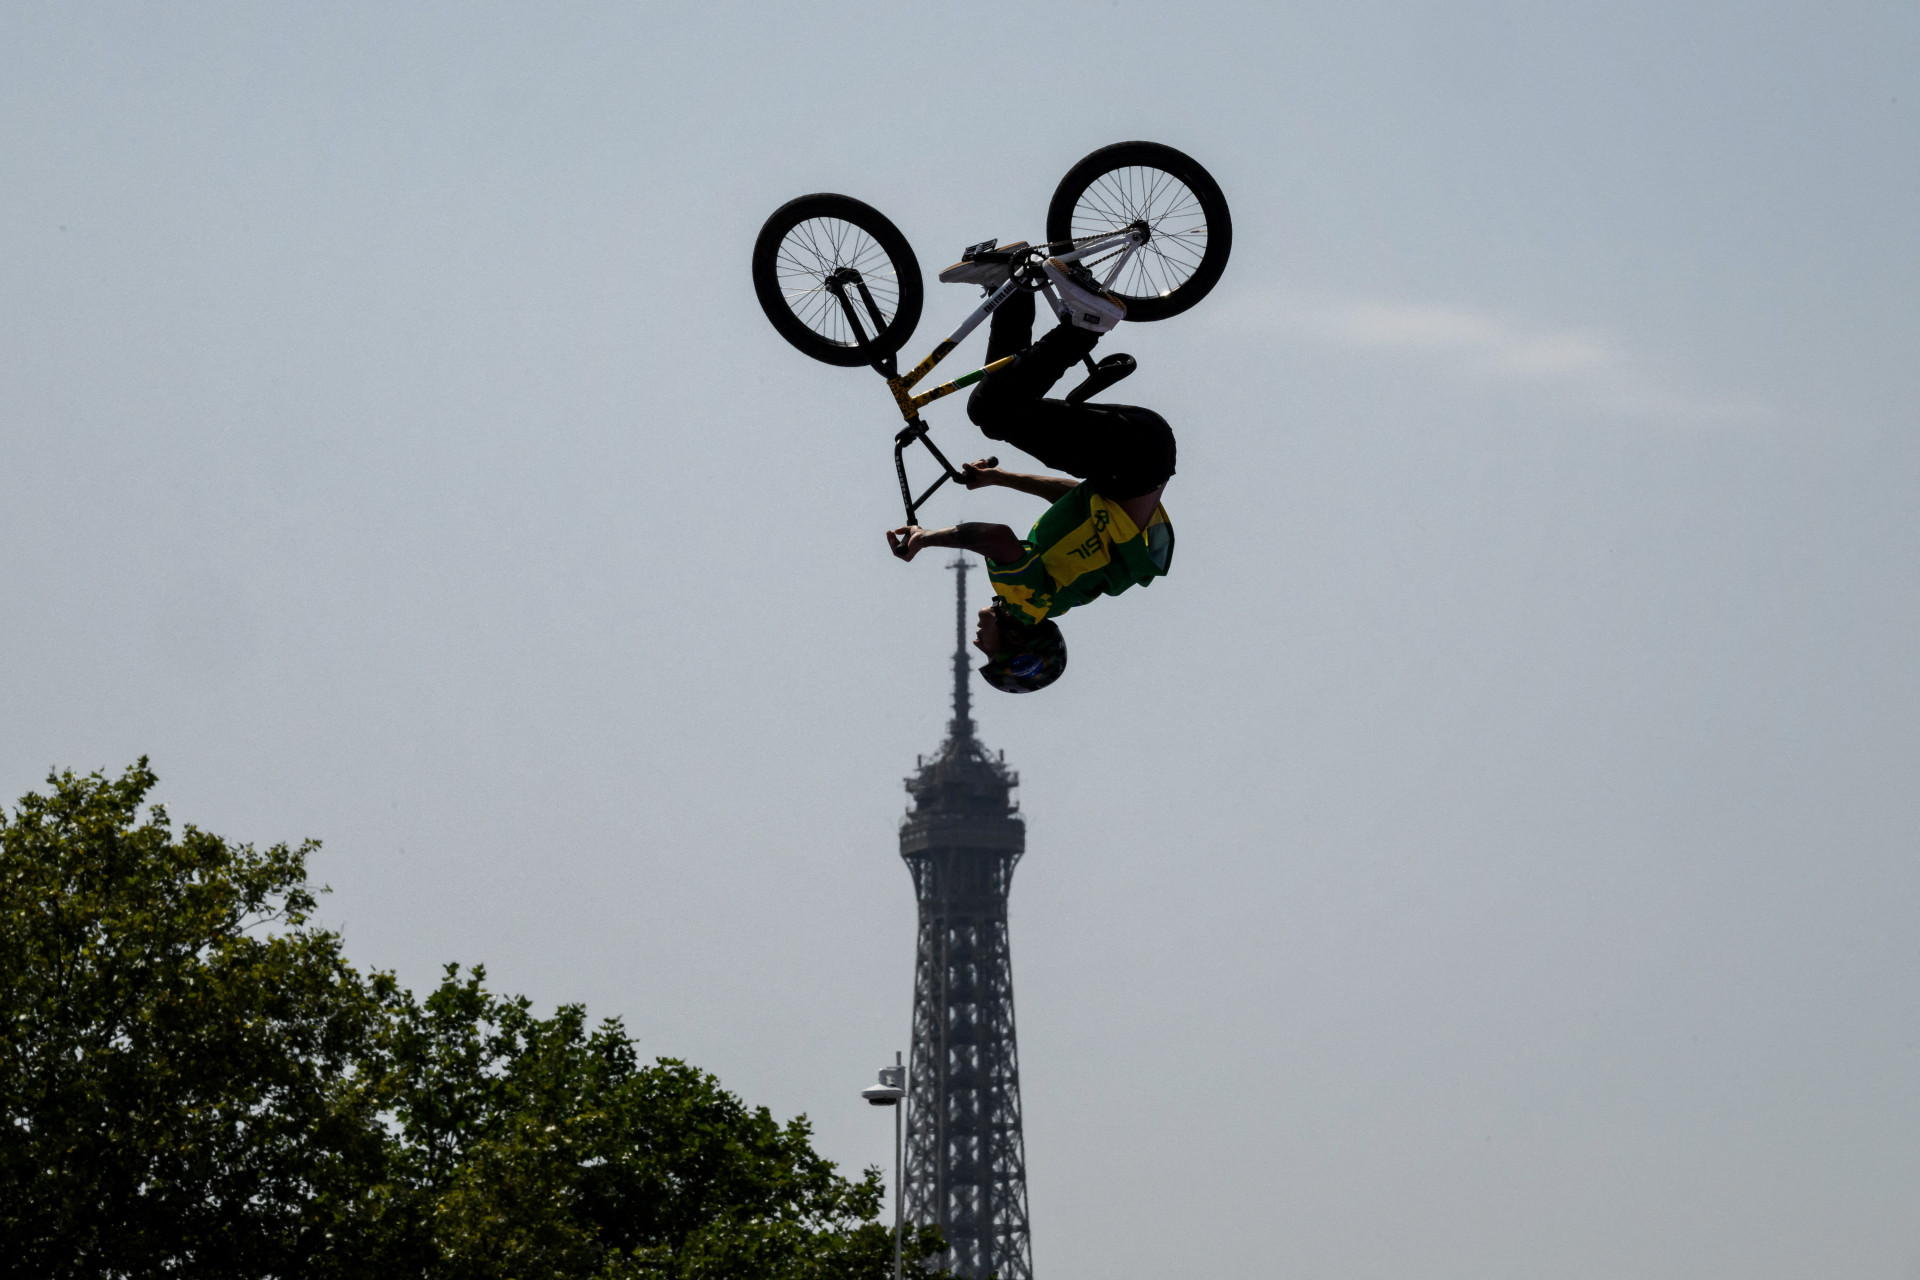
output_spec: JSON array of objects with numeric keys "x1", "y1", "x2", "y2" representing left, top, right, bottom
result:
[{"x1": 1066, "y1": 352, "x2": 1136, "y2": 404}]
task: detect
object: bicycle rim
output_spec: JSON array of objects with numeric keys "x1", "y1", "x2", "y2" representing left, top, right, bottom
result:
[{"x1": 1064, "y1": 166, "x2": 1211, "y2": 301}]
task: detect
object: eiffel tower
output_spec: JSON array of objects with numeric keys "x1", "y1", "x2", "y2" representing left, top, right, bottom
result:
[{"x1": 899, "y1": 558, "x2": 1034, "y2": 1280}]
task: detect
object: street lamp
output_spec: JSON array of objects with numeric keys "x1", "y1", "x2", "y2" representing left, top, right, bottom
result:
[{"x1": 862, "y1": 1052, "x2": 907, "y2": 1280}]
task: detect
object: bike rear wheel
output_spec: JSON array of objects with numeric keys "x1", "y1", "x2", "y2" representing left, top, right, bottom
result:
[
  {"x1": 1046, "y1": 142, "x2": 1232, "y2": 322},
  {"x1": 752, "y1": 193, "x2": 923, "y2": 366}
]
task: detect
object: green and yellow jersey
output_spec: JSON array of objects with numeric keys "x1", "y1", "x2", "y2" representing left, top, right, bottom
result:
[{"x1": 986, "y1": 482, "x2": 1174, "y2": 625}]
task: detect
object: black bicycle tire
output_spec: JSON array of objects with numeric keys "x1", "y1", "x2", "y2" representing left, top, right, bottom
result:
[
  {"x1": 1046, "y1": 142, "x2": 1232, "y2": 323},
  {"x1": 752, "y1": 193, "x2": 923, "y2": 367}
]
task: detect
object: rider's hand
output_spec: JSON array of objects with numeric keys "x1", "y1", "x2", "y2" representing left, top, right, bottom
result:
[
  {"x1": 960, "y1": 460, "x2": 1000, "y2": 490},
  {"x1": 887, "y1": 526, "x2": 926, "y2": 561}
]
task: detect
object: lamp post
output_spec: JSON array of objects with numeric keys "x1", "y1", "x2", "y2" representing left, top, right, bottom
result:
[{"x1": 861, "y1": 1052, "x2": 907, "y2": 1280}]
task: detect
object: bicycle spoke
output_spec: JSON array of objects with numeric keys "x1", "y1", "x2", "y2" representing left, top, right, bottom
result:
[
  {"x1": 1079, "y1": 179, "x2": 1137, "y2": 231},
  {"x1": 771, "y1": 215, "x2": 907, "y2": 346},
  {"x1": 1067, "y1": 164, "x2": 1211, "y2": 302}
]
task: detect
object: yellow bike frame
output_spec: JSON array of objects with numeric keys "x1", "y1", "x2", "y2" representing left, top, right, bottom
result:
[{"x1": 826, "y1": 228, "x2": 1146, "y2": 524}]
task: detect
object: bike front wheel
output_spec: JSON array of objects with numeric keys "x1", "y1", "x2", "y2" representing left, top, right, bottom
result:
[
  {"x1": 752, "y1": 193, "x2": 924, "y2": 367},
  {"x1": 1046, "y1": 141, "x2": 1232, "y2": 322}
]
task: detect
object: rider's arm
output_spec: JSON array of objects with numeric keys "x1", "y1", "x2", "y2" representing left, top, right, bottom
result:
[
  {"x1": 962, "y1": 460, "x2": 1078, "y2": 503},
  {"x1": 887, "y1": 522, "x2": 1026, "y2": 564}
]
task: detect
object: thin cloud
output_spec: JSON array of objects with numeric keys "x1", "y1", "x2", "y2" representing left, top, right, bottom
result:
[
  {"x1": 1324, "y1": 303, "x2": 1613, "y2": 377},
  {"x1": 1233, "y1": 292, "x2": 1763, "y2": 425}
]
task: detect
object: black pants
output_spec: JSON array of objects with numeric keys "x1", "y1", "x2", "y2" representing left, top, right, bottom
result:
[{"x1": 966, "y1": 291, "x2": 1176, "y2": 502}]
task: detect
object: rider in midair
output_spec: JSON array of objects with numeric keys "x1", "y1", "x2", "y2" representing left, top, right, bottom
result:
[{"x1": 888, "y1": 255, "x2": 1175, "y2": 693}]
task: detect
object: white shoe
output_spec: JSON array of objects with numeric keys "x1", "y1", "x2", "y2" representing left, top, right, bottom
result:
[
  {"x1": 1043, "y1": 257, "x2": 1127, "y2": 332},
  {"x1": 938, "y1": 240, "x2": 1029, "y2": 288}
]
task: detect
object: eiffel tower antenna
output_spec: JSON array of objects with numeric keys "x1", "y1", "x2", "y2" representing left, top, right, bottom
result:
[{"x1": 949, "y1": 556, "x2": 973, "y2": 740}]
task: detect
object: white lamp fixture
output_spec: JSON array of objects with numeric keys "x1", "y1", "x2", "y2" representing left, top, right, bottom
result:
[{"x1": 863, "y1": 1054, "x2": 908, "y2": 1280}]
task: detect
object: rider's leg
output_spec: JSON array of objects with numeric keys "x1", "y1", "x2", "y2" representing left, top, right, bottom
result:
[
  {"x1": 974, "y1": 290, "x2": 1101, "y2": 406},
  {"x1": 984, "y1": 396, "x2": 1175, "y2": 502},
  {"x1": 971, "y1": 393, "x2": 1173, "y2": 504},
  {"x1": 967, "y1": 289, "x2": 1176, "y2": 502},
  {"x1": 982, "y1": 287, "x2": 1035, "y2": 365}
]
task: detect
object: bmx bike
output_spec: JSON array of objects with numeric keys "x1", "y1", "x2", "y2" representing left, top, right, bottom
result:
[{"x1": 751, "y1": 141, "x2": 1232, "y2": 525}]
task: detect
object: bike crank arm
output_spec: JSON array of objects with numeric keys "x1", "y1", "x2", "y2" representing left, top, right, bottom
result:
[{"x1": 1038, "y1": 276, "x2": 1069, "y2": 324}]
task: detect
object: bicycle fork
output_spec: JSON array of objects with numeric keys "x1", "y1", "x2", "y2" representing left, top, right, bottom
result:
[{"x1": 825, "y1": 270, "x2": 1015, "y2": 526}]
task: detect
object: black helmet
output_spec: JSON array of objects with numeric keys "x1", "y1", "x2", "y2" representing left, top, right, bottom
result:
[{"x1": 979, "y1": 611, "x2": 1067, "y2": 694}]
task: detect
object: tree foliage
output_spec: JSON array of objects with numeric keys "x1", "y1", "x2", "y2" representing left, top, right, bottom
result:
[{"x1": 0, "y1": 763, "x2": 942, "y2": 1280}]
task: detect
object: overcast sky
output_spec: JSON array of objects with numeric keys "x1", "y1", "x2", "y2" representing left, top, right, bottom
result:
[{"x1": 5, "y1": 3, "x2": 1918, "y2": 1276}]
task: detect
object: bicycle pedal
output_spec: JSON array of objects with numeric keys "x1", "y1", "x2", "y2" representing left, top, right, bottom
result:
[
  {"x1": 1065, "y1": 353, "x2": 1136, "y2": 404},
  {"x1": 960, "y1": 238, "x2": 999, "y2": 262}
]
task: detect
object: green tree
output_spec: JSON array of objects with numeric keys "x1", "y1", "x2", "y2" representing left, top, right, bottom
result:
[
  {"x1": 0, "y1": 760, "x2": 389, "y2": 1278},
  {"x1": 372, "y1": 968, "x2": 943, "y2": 1279},
  {"x1": 0, "y1": 763, "x2": 942, "y2": 1280}
]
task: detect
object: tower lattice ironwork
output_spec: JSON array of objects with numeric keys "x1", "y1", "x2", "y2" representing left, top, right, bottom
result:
[{"x1": 899, "y1": 559, "x2": 1033, "y2": 1280}]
